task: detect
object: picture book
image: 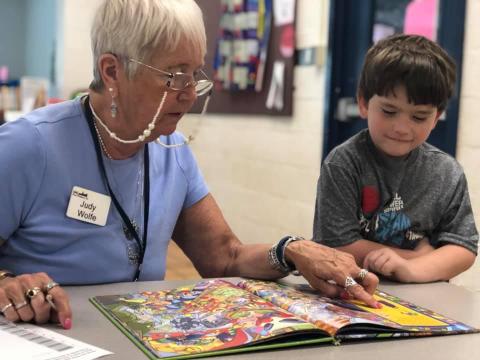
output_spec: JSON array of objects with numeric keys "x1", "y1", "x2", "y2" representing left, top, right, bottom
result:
[{"x1": 90, "y1": 279, "x2": 478, "y2": 360}]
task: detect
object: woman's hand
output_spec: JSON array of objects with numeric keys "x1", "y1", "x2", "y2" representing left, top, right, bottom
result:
[
  {"x1": 285, "y1": 241, "x2": 381, "y2": 308},
  {"x1": 0, "y1": 272, "x2": 72, "y2": 329}
]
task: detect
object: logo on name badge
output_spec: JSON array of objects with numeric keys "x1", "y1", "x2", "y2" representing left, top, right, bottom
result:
[{"x1": 66, "y1": 186, "x2": 111, "y2": 226}]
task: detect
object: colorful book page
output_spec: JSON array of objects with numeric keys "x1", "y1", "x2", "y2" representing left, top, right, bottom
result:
[
  {"x1": 92, "y1": 279, "x2": 323, "y2": 359},
  {"x1": 239, "y1": 280, "x2": 476, "y2": 335}
]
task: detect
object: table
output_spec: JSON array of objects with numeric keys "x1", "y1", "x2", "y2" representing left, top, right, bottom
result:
[{"x1": 52, "y1": 278, "x2": 480, "y2": 360}]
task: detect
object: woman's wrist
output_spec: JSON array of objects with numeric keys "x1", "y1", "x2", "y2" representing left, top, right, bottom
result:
[
  {"x1": 267, "y1": 236, "x2": 305, "y2": 274},
  {"x1": 282, "y1": 237, "x2": 308, "y2": 275}
]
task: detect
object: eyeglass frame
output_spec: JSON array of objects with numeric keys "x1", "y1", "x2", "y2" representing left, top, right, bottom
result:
[{"x1": 128, "y1": 58, "x2": 213, "y2": 96}]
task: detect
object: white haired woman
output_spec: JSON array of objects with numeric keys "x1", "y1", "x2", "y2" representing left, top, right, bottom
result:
[{"x1": 0, "y1": 0, "x2": 379, "y2": 329}]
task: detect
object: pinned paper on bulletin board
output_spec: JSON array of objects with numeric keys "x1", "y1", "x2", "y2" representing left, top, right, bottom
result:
[
  {"x1": 273, "y1": 0, "x2": 295, "y2": 26},
  {"x1": 193, "y1": 0, "x2": 295, "y2": 116},
  {"x1": 213, "y1": 0, "x2": 273, "y2": 92},
  {"x1": 265, "y1": 0, "x2": 295, "y2": 111},
  {"x1": 403, "y1": 0, "x2": 438, "y2": 41}
]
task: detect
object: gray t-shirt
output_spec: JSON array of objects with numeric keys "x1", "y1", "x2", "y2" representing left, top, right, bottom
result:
[{"x1": 313, "y1": 129, "x2": 478, "y2": 254}]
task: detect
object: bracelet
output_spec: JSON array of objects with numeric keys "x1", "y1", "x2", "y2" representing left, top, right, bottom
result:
[
  {"x1": 280, "y1": 236, "x2": 304, "y2": 275},
  {"x1": 0, "y1": 270, "x2": 15, "y2": 282},
  {"x1": 268, "y1": 236, "x2": 304, "y2": 275},
  {"x1": 268, "y1": 243, "x2": 288, "y2": 273}
]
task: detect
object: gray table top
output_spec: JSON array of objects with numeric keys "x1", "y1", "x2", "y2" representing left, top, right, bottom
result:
[{"x1": 47, "y1": 278, "x2": 480, "y2": 360}]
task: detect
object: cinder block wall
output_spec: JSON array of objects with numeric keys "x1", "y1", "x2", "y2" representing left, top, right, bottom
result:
[
  {"x1": 181, "y1": 65, "x2": 324, "y2": 243},
  {"x1": 451, "y1": 0, "x2": 480, "y2": 291}
]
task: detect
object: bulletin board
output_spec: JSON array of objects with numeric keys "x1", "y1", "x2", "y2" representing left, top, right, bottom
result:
[{"x1": 192, "y1": 0, "x2": 294, "y2": 116}]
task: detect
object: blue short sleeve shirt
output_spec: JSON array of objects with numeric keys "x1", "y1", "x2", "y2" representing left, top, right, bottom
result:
[{"x1": 0, "y1": 99, "x2": 209, "y2": 284}]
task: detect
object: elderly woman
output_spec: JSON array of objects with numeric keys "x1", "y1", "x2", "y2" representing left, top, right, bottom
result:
[{"x1": 0, "y1": 0, "x2": 379, "y2": 330}]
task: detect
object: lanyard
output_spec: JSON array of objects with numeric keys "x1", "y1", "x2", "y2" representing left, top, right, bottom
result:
[{"x1": 83, "y1": 96, "x2": 150, "y2": 281}]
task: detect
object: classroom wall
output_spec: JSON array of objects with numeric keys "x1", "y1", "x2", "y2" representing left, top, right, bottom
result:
[
  {"x1": 181, "y1": 65, "x2": 324, "y2": 244},
  {"x1": 55, "y1": 0, "x2": 99, "y2": 99},
  {"x1": 0, "y1": 0, "x2": 26, "y2": 79},
  {"x1": 24, "y1": 0, "x2": 57, "y2": 93},
  {"x1": 450, "y1": 0, "x2": 480, "y2": 291}
]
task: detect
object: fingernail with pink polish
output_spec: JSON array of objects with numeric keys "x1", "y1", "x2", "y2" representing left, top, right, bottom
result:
[
  {"x1": 376, "y1": 302, "x2": 383, "y2": 309},
  {"x1": 63, "y1": 318, "x2": 72, "y2": 330},
  {"x1": 340, "y1": 291, "x2": 350, "y2": 300}
]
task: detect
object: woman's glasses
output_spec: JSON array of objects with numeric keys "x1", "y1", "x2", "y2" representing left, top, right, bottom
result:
[{"x1": 129, "y1": 59, "x2": 213, "y2": 96}]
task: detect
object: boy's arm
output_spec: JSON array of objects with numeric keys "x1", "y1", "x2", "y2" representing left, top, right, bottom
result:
[
  {"x1": 404, "y1": 244, "x2": 476, "y2": 282},
  {"x1": 363, "y1": 244, "x2": 476, "y2": 282},
  {"x1": 339, "y1": 237, "x2": 433, "y2": 266}
]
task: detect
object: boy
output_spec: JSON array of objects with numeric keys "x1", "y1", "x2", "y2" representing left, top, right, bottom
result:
[{"x1": 314, "y1": 34, "x2": 478, "y2": 283}]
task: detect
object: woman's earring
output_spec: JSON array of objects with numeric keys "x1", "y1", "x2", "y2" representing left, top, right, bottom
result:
[{"x1": 109, "y1": 87, "x2": 118, "y2": 118}]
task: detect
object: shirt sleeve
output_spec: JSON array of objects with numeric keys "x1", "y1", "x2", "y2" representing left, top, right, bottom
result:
[
  {"x1": 0, "y1": 120, "x2": 46, "y2": 241},
  {"x1": 433, "y1": 172, "x2": 478, "y2": 254},
  {"x1": 173, "y1": 133, "x2": 209, "y2": 209},
  {"x1": 313, "y1": 161, "x2": 363, "y2": 247}
]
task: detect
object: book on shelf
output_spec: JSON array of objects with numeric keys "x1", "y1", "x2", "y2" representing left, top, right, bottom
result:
[{"x1": 90, "y1": 279, "x2": 478, "y2": 360}]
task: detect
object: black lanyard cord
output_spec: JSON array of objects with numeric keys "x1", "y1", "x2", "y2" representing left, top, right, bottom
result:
[{"x1": 83, "y1": 96, "x2": 149, "y2": 281}]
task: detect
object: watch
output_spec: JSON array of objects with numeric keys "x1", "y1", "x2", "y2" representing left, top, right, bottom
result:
[
  {"x1": 268, "y1": 236, "x2": 304, "y2": 275},
  {"x1": 280, "y1": 236, "x2": 304, "y2": 276}
]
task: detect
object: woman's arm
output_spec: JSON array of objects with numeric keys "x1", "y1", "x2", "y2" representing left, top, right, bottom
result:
[
  {"x1": 173, "y1": 194, "x2": 381, "y2": 308},
  {"x1": 172, "y1": 194, "x2": 287, "y2": 279}
]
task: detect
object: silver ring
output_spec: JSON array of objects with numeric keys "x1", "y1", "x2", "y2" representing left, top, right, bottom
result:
[
  {"x1": 356, "y1": 269, "x2": 369, "y2": 281},
  {"x1": 14, "y1": 301, "x2": 29, "y2": 310},
  {"x1": 25, "y1": 287, "x2": 42, "y2": 299},
  {"x1": 344, "y1": 276, "x2": 358, "y2": 289},
  {"x1": 1, "y1": 303, "x2": 13, "y2": 313},
  {"x1": 44, "y1": 281, "x2": 59, "y2": 292}
]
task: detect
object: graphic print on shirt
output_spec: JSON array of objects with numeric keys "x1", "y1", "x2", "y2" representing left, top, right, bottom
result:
[{"x1": 360, "y1": 189, "x2": 422, "y2": 248}]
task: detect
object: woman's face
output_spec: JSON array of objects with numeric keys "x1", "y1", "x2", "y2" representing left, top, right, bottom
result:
[{"x1": 116, "y1": 37, "x2": 204, "y2": 140}]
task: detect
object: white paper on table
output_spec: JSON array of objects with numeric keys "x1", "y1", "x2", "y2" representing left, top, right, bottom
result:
[
  {"x1": 273, "y1": 0, "x2": 295, "y2": 26},
  {"x1": 0, "y1": 319, "x2": 112, "y2": 360}
]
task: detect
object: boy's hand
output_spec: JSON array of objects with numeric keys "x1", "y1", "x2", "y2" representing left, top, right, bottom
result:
[{"x1": 363, "y1": 248, "x2": 413, "y2": 282}]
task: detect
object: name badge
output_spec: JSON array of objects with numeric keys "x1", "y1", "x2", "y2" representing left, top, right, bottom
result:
[{"x1": 66, "y1": 186, "x2": 111, "y2": 226}]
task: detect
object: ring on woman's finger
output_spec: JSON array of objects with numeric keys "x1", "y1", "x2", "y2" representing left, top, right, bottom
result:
[
  {"x1": 14, "y1": 301, "x2": 29, "y2": 310},
  {"x1": 44, "y1": 281, "x2": 59, "y2": 293},
  {"x1": 344, "y1": 276, "x2": 358, "y2": 289},
  {"x1": 25, "y1": 287, "x2": 42, "y2": 299},
  {"x1": 1, "y1": 302, "x2": 13, "y2": 314},
  {"x1": 356, "y1": 268, "x2": 369, "y2": 281}
]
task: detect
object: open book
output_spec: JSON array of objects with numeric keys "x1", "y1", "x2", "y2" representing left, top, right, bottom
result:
[{"x1": 90, "y1": 279, "x2": 478, "y2": 359}]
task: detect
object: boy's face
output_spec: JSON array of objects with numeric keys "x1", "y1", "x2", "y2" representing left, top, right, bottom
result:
[{"x1": 358, "y1": 85, "x2": 441, "y2": 157}]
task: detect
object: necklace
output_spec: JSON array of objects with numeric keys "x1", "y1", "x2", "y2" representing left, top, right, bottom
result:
[
  {"x1": 122, "y1": 149, "x2": 144, "y2": 246},
  {"x1": 84, "y1": 95, "x2": 150, "y2": 280},
  {"x1": 125, "y1": 152, "x2": 145, "y2": 265},
  {"x1": 90, "y1": 106, "x2": 114, "y2": 160}
]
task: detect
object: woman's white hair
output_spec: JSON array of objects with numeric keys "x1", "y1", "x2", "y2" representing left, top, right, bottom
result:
[{"x1": 90, "y1": 0, "x2": 206, "y2": 91}]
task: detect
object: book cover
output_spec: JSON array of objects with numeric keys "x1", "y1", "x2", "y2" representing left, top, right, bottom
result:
[{"x1": 90, "y1": 279, "x2": 478, "y2": 359}]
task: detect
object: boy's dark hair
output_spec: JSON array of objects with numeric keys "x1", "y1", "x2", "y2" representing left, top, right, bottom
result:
[{"x1": 357, "y1": 34, "x2": 456, "y2": 112}]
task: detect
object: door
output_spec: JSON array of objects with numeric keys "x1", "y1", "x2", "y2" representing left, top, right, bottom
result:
[{"x1": 323, "y1": 0, "x2": 466, "y2": 159}]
